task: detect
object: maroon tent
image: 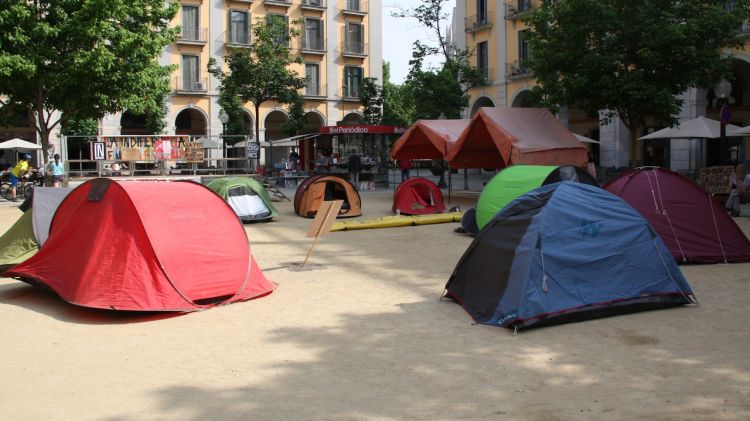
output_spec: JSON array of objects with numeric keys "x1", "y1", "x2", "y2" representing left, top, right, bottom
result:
[{"x1": 605, "y1": 167, "x2": 750, "y2": 264}]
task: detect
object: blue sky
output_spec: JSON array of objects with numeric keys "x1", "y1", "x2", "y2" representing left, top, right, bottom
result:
[{"x1": 382, "y1": 1, "x2": 446, "y2": 84}]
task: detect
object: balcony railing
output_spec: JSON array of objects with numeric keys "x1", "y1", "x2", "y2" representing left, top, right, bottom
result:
[
  {"x1": 343, "y1": 0, "x2": 368, "y2": 15},
  {"x1": 303, "y1": 83, "x2": 327, "y2": 98},
  {"x1": 342, "y1": 86, "x2": 361, "y2": 101},
  {"x1": 301, "y1": 0, "x2": 326, "y2": 10},
  {"x1": 342, "y1": 40, "x2": 368, "y2": 57},
  {"x1": 479, "y1": 67, "x2": 495, "y2": 82},
  {"x1": 506, "y1": 60, "x2": 532, "y2": 79},
  {"x1": 223, "y1": 30, "x2": 251, "y2": 46},
  {"x1": 505, "y1": 0, "x2": 533, "y2": 20},
  {"x1": 174, "y1": 77, "x2": 208, "y2": 94},
  {"x1": 178, "y1": 27, "x2": 208, "y2": 44},
  {"x1": 264, "y1": 0, "x2": 291, "y2": 6},
  {"x1": 300, "y1": 37, "x2": 326, "y2": 52},
  {"x1": 465, "y1": 13, "x2": 493, "y2": 33},
  {"x1": 739, "y1": 21, "x2": 750, "y2": 37}
]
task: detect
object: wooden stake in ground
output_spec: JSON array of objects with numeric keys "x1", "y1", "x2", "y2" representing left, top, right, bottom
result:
[{"x1": 303, "y1": 200, "x2": 344, "y2": 265}]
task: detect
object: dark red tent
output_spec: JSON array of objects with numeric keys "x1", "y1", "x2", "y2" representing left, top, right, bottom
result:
[
  {"x1": 392, "y1": 177, "x2": 446, "y2": 215},
  {"x1": 605, "y1": 167, "x2": 750, "y2": 264},
  {"x1": 5, "y1": 179, "x2": 275, "y2": 311}
]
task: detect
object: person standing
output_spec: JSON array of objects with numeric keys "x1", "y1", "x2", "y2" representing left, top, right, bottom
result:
[
  {"x1": 726, "y1": 163, "x2": 750, "y2": 217},
  {"x1": 586, "y1": 153, "x2": 598, "y2": 182},
  {"x1": 347, "y1": 149, "x2": 362, "y2": 188},
  {"x1": 10, "y1": 153, "x2": 31, "y2": 201},
  {"x1": 314, "y1": 150, "x2": 329, "y2": 174},
  {"x1": 46, "y1": 153, "x2": 65, "y2": 187},
  {"x1": 289, "y1": 148, "x2": 300, "y2": 170},
  {"x1": 399, "y1": 158, "x2": 412, "y2": 182}
]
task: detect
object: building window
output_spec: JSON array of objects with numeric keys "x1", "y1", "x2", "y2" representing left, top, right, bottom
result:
[
  {"x1": 344, "y1": 66, "x2": 363, "y2": 98},
  {"x1": 477, "y1": 0, "x2": 487, "y2": 24},
  {"x1": 229, "y1": 10, "x2": 249, "y2": 44},
  {"x1": 519, "y1": 29, "x2": 531, "y2": 62},
  {"x1": 477, "y1": 41, "x2": 488, "y2": 79},
  {"x1": 305, "y1": 63, "x2": 320, "y2": 96},
  {"x1": 346, "y1": 0, "x2": 361, "y2": 12},
  {"x1": 267, "y1": 14, "x2": 289, "y2": 46},
  {"x1": 518, "y1": 0, "x2": 532, "y2": 12},
  {"x1": 182, "y1": 5, "x2": 199, "y2": 40},
  {"x1": 181, "y1": 55, "x2": 200, "y2": 90},
  {"x1": 345, "y1": 22, "x2": 364, "y2": 54},
  {"x1": 304, "y1": 18, "x2": 324, "y2": 50}
]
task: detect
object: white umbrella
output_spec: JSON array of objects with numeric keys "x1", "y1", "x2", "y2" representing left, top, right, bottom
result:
[
  {"x1": 726, "y1": 125, "x2": 750, "y2": 137},
  {"x1": 573, "y1": 133, "x2": 599, "y2": 144},
  {"x1": 638, "y1": 116, "x2": 740, "y2": 140},
  {"x1": 0, "y1": 138, "x2": 42, "y2": 151}
]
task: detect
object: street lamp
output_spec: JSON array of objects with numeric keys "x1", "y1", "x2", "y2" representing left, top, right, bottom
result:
[
  {"x1": 437, "y1": 112, "x2": 448, "y2": 189},
  {"x1": 218, "y1": 109, "x2": 229, "y2": 171},
  {"x1": 714, "y1": 79, "x2": 732, "y2": 165}
]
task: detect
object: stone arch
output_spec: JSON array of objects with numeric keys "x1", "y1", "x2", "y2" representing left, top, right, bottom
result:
[
  {"x1": 241, "y1": 109, "x2": 254, "y2": 135},
  {"x1": 120, "y1": 110, "x2": 151, "y2": 135},
  {"x1": 174, "y1": 106, "x2": 208, "y2": 136},
  {"x1": 510, "y1": 89, "x2": 533, "y2": 108},
  {"x1": 263, "y1": 109, "x2": 289, "y2": 142},
  {"x1": 341, "y1": 112, "x2": 363, "y2": 125},
  {"x1": 304, "y1": 111, "x2": 326, "y2": 133},
  {"x1": 470, "y1": 96, "x2": 495, "y2": 116}
]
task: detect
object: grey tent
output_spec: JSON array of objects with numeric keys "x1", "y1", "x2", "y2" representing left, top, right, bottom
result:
[{"x1": 31, "y1": 188, "x2": 73, "y2": 246}]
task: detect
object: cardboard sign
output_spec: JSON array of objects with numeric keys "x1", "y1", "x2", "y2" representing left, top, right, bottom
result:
[
  {"x1": 91, "y1": 142, "x2": 106, "y2": 160},
  {"x1": 183, "y1": 143, "x2": 205, "y2": 163},
  {"x1": 247, "y1": 142, "x2": 260, "y2": 159},
  {"x1": 303, "y1": 200, "x2": 344, "y2": 265},
  {"x1": 121, "y1": 148, "x2": 142, "y2": 161},
  {"x1": 698, "y1": 165, "x2": 733, "y2": 195}
]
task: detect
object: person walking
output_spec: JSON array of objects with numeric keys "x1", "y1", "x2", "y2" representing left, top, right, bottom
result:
[
  {"x1": 399, "y1": 158, "x2": 412, "y2": 182},
  {"x1": 46, "y1": 153, "x2": 65, "y2": 187},
  {"x1": 347, "y1": 149, "x2": 361, "y2": 189},
  {"x1": 10, "y1": 153, "x2": 31, "y2": 201}
]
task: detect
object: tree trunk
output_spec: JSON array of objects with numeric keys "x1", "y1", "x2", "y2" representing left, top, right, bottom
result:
[{"x1": 255, "y1": 102, "x2": 262, "y2": 172}]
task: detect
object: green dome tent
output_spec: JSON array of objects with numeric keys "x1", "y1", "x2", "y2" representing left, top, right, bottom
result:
[
  {"x1": 476, "y1": 165, "x2": 598, "y2": 230},
  {"x1": 0, "y1": 187, "x2": 73, "y2": 271},
  {"x1": 206, "y1": 177, "x2": 279, "y2": 222}
]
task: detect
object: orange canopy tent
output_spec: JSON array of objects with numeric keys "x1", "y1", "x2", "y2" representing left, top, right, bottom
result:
[
  {"x1": 390, "y1": 119, "x2": 471, "y2": 160},
  {"x1": 446, "y1": 108, "x2": 588, "y2": 169}
]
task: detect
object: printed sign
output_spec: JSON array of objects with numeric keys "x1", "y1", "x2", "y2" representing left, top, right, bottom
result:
[
  {"x1": 91, "y1": 142, "x2": 106, "y2": 160},
  {"x1": 247, "y1": 142, "x2": 260, "y2": 159},
  {"x1": 154, "y1": 140, "x2": 173, "y2": 160},
  {"x1": 183, "y1": 143, "x2": 205, "y2": 163},
  {"x1": 698, "y1": 165, "x2": 733, "y2": 195}
]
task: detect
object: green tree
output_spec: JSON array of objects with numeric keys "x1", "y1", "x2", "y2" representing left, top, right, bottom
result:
[
  {"x1": 209, "y1": 17, "x2": 306, "y2": 166},
  {"x1": 382, "y1": 62, "x2": 415, "y2": 127},
  {"x1": 60, "y1": 118, "x2": 98, "y2": 137},
  {"x1": 360, "y1": 77, "x2": 384, "y2": 124},
  {"x1": 218, "y1": 88, "x2": 249, "y2": 137},
  {"x1": 0, "y1": 0, "x2": 179, "y2": 151},
  {"x1": 284, "y1": 93, "x2": 307, "y2": 137},
  {"x1": 525, "y1": 0, "x2": 747, "y2": 158},
  {"x1": 395, "y1": 0, "x2": 485, "y2": 118}
]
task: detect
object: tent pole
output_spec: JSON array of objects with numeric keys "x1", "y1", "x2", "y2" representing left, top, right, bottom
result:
[{"x1": 448, "y1": 167, "x2": 452, "y2": 204}]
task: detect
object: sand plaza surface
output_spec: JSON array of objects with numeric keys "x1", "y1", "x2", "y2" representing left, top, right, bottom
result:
[{"x1": 0, "y1": 185, "x2": 749, "y2": 420}]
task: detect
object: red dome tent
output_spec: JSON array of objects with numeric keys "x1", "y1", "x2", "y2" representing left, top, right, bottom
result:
[
  {"x1": 392, "y1": 177, "x2": 446, "y2": 215},
  {"x1": 5, "y1": 179, "x2": 275, "y2": 311},
  {"x1": 605, "y1": 167, "x2": 750, "y2": 264}
]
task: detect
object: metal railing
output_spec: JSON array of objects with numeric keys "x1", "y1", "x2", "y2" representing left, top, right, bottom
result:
[
  {"x1": 342, "y1": 40, "x2": 368, "y2": 56},
  {"x1": 465, "y1": 12, "x2": 493, "y2": 33},
  {"x1": 343, "y1": 0, "x2": 368, "y2": 14},
  {"x1": 479, "y1": 67, "x2": 495, "y2": 82},
  {"x1": 177, "y1": 27, "x2": 208, "y2": 44},
  {"x1": 301, "y1": 36, "x2": 325, "y2": 52},
  {"x1": 223, "y1": 30, "x2": 251, "y2": 46},
  {"x1": 303, "y1": 83, "x2": 327, "y2": 98},
  {"x1": 173, "y1": 77, "x2": 209, "y2": 93},
  {"x1": 301, "y1": 0, "x2": 326, "y2": 8},
  {"x1": 264, "y1": 0, "x2": 291, "y2": 6},
  {"x1": 342, "y1": 85, "x2": 361, "y2": 101},
  {"x1": 506, "y1": 60, "x2": 532, "y2": 79},
  {"x1": 505, "y1": 0, "x2": 533, "y2": 20}
]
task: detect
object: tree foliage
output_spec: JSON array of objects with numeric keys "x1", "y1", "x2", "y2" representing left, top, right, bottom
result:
[
  {"x1": 525, "y1": 0, "x2": 747, "y2": 144},
  {"x1": 283, "y1": 93, "x2": 307, "y2": 137},
  {"x1": 382, "y1": 62, "x2": 415, "y2": 127},
  {"x1": 395, "y1": 0, "x2": 485, "y2": 118},
  {"x1": 209, "y1": 17, "x2": 306, "y2": 146},
  {"x1": 360, "y1": 77, "x2": 384, "y2": 124},
  {"x1": 0, "y1": 0, "x2": 179, "y2": 149}
]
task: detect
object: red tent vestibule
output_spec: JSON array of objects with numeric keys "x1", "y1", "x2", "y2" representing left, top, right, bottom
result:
[
  {"x1": 390, "y1": 119, "x2": 471, "y2": 160},
  {"x1": 392, "y1": 177, "x2": 446, "y2": 215},
  {"x1": 605, "y1": 167, "x2": 750, "y2": 264},
  {"x1": 5, "y1": 179, "x2": 275, "y2": 311},
  {"x1": 447, "y1": 107, "x2": 588, "y2": 169}
]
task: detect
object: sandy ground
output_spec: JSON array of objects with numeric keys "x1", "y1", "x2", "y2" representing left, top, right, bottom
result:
[{"x1": 0, "y1": 187, "x2": 749, "y2": 421}]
